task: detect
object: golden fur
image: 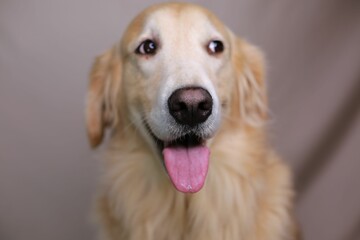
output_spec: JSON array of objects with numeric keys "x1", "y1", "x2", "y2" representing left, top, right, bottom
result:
[{"x1": 86, "y1": 3, "x2": 299, "y2": 240}]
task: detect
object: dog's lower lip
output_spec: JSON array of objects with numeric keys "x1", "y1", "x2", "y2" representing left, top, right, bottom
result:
[
  {"x1": 143, "y1": 122, "x2": 205, "y2": 152},
  {"x1": 164, "y1": 134, "x2": 205, "y2": 148}
]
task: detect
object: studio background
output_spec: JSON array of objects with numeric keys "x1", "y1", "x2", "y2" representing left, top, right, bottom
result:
[{"x1": 1, "y1": 0, "x2": 359, "y2": 239}]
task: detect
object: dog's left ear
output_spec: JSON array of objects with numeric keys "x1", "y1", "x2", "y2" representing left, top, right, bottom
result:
[
  {"x1": 86, "y1": 46, "x2": 122, "y2": 148},
  {"x1": 231, "y1": 37, "x2": 268, "y2": 127}
]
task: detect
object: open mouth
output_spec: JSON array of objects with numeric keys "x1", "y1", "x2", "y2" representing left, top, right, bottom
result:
[{"x1": 145, "y1": 124, "x2": 210, "y2": 193}]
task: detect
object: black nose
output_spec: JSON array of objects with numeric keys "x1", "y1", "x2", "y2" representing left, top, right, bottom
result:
[{"x1": 168, "y1": 87, "x2": 213, "y2": 127}]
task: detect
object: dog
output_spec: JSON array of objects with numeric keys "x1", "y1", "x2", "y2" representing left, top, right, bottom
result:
[{"x1": 86, "y1": 3, "x2": 299, "y2": 240}]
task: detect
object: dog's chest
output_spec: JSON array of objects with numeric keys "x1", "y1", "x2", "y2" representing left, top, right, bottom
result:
[{"x1": 106, "y1": 159, "x2": 257, "y2": 240}]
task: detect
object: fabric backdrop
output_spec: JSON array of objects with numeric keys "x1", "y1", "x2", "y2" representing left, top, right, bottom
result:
[{"x1": 1, "y1": 0, "x2": 359, "y2": 239}]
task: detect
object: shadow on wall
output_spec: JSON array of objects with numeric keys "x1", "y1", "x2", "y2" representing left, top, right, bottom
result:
[{"x1": 295, "y1": 75, "x2": 360, "y2": 197}]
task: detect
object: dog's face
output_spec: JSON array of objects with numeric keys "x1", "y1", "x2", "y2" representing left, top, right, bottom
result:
[
  {"x1": 122, "y1": 5, "x2": 229, "y2": 143},
  {"x1": 86, "y1": 3, "x2": 267, "y2": 193}
]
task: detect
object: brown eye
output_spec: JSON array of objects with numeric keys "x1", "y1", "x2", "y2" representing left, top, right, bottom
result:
[
  {"x1": 136, "y1": 39, "x2": 157, "y2": 55},
  {"x1": 207, "y1": 40, "x2": 224, "y2": 55}
]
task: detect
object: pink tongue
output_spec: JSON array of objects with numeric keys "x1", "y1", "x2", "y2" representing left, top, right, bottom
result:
[{"x1": 163, "y1": 145, "x2": 209, "y2": 193}]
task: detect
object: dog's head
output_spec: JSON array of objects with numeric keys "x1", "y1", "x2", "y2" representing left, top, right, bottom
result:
[{"x1": 86, "y1": 3, "x2": 267, "y2": 193}]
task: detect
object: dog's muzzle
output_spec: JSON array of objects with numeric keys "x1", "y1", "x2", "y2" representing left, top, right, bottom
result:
[
  {"x1": 158, "y1": 87, "x2": 213, "y2": 193},
  {"x1": 145, "y1": 86, "x2": 219, "y2": 193}
]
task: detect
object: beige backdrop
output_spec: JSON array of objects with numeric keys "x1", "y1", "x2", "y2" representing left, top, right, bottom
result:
[{"x1": 1, "y1": 0, "x2": 359, "y2": 240}]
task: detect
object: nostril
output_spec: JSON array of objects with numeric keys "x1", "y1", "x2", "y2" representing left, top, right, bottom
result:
[
  {"x1": 172, "y1": 101, "x2": 187, "y2": 112},
  {"x1": 199, "y1": 100, "x2": 212, "y2": 111}
]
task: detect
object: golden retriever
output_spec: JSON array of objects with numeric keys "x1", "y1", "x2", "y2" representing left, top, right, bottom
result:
[{"x1": 86, "y1": 3, "x2": 299, "y2": 240}]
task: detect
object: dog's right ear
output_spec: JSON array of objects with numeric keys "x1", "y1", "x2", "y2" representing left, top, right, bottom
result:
[
  {"x1": 86, "y1": 46, "x2": 122, "y2": 148},
  {"x1": 230, "y1": 37, "x2": 268, "y2": 127}
]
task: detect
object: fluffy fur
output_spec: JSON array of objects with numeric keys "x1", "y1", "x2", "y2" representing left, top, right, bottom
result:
[{"x1": 86, "y1": 3, "x2": 299, "y2": 240}]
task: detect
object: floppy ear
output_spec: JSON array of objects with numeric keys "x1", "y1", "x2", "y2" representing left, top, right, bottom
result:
[
  {"x1": 232, "y1": 38, "x2": 268, "y2": 127},
  {"x1": 86, "y1": 46, "x2": 122, "y2": 148}
]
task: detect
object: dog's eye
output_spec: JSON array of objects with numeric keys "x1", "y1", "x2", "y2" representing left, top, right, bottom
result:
[
  {"x1": 207, "y1": 40, "x2": 224, "y2": 55},
  {"x1": 135, "y1": 39, "x2": 157, "y2": 55}
]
